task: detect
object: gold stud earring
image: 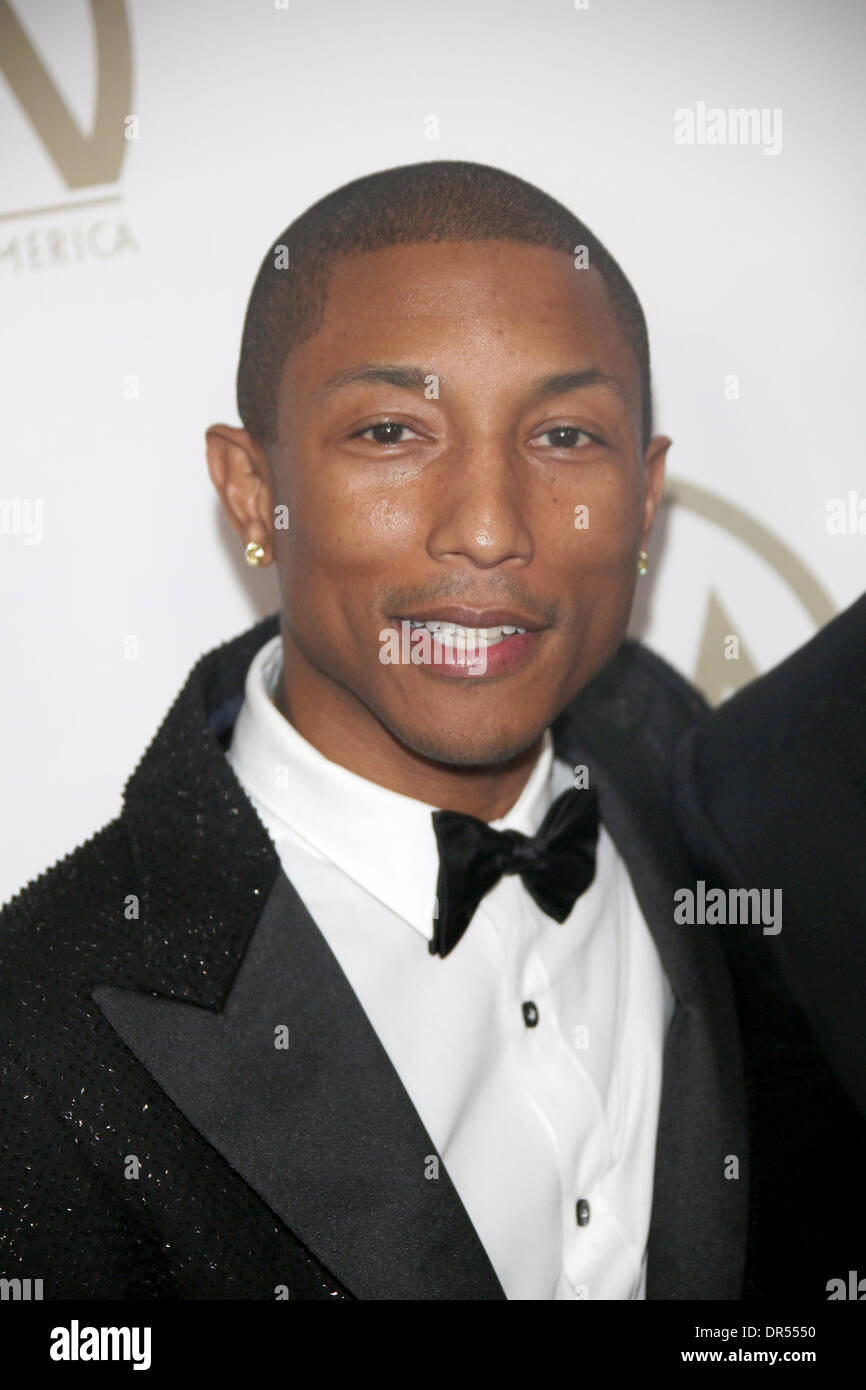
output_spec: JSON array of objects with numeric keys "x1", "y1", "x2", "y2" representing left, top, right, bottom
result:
[
  {"x1": 637, "y1": 548, "x2": 648, "y2": 576},
  {"x1": 245, "y1": 539, "x2": 266, "y2": 567}
]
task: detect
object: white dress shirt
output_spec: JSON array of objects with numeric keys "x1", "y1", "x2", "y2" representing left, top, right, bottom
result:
[{"x1": 226, "y1": 635, "x2": 674, "y2": 1300}]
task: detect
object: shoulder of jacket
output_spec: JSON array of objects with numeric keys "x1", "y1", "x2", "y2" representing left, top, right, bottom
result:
[
  {"x1": 557, "y1": 637, "x2": 707, "y2": 792},
  {"x1": 0, "y1": 818, "x2": 134, "y2": 1001},
  {"x1": 628, "y1": 637, "x2": 707, "y2": 717},
  {"x1": 1, "y1": 816, "x2": 132, "y2": 917},
  {"x1": 579, "y1": 636, "x2": 707, "y2": 732}
]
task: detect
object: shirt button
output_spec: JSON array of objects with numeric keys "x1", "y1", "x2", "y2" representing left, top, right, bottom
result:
[
  {"x1": 576, "y1": 1198, "x2": 591, "y2": 1227},
  {"x1": 521, "y1": 1001, "x2": 539, "y2": 1028}
]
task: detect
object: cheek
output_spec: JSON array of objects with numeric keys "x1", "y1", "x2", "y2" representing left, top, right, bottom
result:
[
  {"x1": 528, "y1": 494, "x2": 640, "y2": 594},
  {"x1": 542, "y1": 485, "x2": 641, "y2": 574},
  {"x1": 353, "y1": 492, "x2": 419, "y2": 554},
  {"x1": 277, "y1": 466, "x2": 420, "y2": 599},
  {"x1": 534, "y1": 479, "x2": 641, "y2": 658}
]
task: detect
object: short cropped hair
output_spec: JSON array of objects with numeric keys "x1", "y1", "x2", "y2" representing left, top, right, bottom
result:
[{"x1": 236, "y1": 160, "x2": 652, "y2": 448}]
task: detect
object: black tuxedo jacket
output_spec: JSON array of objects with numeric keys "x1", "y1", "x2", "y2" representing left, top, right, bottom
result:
[
  {"x1": 0, "y1": 613, "x2": 748, "y2": 1300},
  {"x1": 673, "y1": 592, "x2": 866, "y2": 1294}
]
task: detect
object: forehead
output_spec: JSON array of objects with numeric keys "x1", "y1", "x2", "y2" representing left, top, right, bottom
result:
[{"x1": 278, "y1": 238, "x2": 639, "y2": 423}]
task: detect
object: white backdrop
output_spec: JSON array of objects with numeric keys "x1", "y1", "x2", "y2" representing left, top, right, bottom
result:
[{"x1": 1, "y1": 0, "x2": 864, "y2": 905}]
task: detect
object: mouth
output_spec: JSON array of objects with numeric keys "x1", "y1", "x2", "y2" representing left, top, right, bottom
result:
[{"x1": 386, "y1": 606, "x2": 547, "y2": 679}]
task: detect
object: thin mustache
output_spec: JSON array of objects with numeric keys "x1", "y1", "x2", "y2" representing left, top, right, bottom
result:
[{"x1": 380, "y1": 580, "x2": 558, "y2": 627}]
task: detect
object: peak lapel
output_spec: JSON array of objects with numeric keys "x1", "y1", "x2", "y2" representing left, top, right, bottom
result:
[{"x1": 94, "y1": 871, "x2": 504, "y2": 1300}]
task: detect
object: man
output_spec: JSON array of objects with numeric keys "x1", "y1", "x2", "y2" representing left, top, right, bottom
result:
[
  {"x1": 674, "y1": 592, "x2": 866, "y2": 1296},
  {"x1": 0, "y1": 160, "x2": 747, "y2": 1300}
]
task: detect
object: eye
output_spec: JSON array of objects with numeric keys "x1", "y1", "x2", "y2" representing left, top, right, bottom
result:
[
  {"x1": 350, "y1": 420, "x2": 420, "y2": 445},
  {"x1": 534, "y1": 425, "x2": 599, "y2": 449}
]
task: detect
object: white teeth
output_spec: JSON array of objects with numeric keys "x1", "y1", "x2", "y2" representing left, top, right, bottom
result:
[{"x1": 402, "y1": 619, "x2": 526, "y2": 645}]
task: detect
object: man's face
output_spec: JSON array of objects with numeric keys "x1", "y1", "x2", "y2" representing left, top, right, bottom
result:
[{"x1": 266, "y1": 239, "x2": 667, "y2": 767}]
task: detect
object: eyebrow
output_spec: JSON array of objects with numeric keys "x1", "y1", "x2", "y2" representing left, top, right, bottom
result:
[
  {"x1": 314, "y1": 362, "x2": 630, "y2": 408},
  {"x1": 314, "y1": 364, "x2": 431, "y2": 401},
  {"x1": 527, "y1": 368, "x2": 629, "y2": 408}
]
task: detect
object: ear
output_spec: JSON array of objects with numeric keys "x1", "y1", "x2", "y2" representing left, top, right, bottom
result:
[
  {"x1": 205, "y1": 424, "x2": 274, "y2": 565},
  {"x1": 640, "y1": 434, "x2": 672, "y2": 537}
]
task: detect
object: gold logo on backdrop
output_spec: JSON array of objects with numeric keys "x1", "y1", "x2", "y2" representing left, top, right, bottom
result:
[
  {"x1": 666, "y1": 478, "x2": 837, "y2": 704},
  {"x1": 1, "y1": 0, "x2": 132, "y2": 230}
]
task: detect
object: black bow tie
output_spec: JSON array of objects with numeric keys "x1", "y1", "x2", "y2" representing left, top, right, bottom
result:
[{"x1": 429, "y1": 785, "x2": 601, "y2": 958}]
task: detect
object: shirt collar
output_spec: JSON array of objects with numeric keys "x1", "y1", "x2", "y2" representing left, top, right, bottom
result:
[{"x1": 226, "y1": 635, "x2": 556, "y2": 941}]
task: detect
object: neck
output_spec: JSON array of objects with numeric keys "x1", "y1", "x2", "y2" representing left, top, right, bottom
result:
[{"x1": 274, "y1": 640, "x2": 544, "y2": 822}]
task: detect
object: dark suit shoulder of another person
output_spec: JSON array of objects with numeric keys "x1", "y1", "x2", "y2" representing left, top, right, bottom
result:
[
  {"x1": 673, "y1": 591, "x2": 866, "y2": 1115},
  {"x1": 672, "y1": 592, "x2": 866, "y2": 1301}
]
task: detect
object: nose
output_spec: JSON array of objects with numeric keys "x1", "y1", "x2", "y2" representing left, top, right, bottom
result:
[{"x1": 425, "y1": 438, "x2": 534, "y2": 570}]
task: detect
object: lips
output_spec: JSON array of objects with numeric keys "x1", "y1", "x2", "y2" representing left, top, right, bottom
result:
[{"x1": 388, "y1": 612, "x2": 546, "y2": 679}]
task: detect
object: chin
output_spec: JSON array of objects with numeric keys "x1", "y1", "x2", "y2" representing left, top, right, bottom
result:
[{"x1": 387, "y1": 714, "x2": 546, "y2": 771}]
